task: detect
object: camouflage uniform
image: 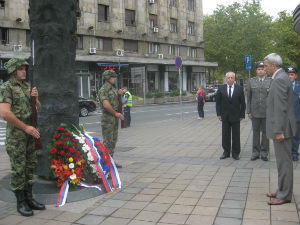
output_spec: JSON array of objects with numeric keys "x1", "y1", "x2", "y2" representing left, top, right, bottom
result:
[
  {"x1": 0, "y1": 59, "x2": 37, "y2": 192},
  {"x1": 98, "y1": 70, "x2": 119, "y2": 156}
]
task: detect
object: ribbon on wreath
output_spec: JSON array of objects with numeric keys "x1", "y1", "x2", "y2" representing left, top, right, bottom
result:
[
  {"x1": 94, "y1": 138, "x2": 121, "y2": 189},
  {"x1": 56, "y1": 179, "x2": 102, "y2": 207},
  {"x1": 84, "y1": 134, "x2": 113, "y2": 193}
]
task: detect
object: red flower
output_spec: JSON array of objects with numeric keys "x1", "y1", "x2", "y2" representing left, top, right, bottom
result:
[
  {"x1": 51, "y1": 159, "x2": 56, "y2": 164},
  {"x1": 55, "y1": 140, "x2": 63, "y2": 146},
  {"x1": 63, "y1": 137, "x2": 70, "y2": 141},
  {"x1": 50, "y1": 148, "x2": 58, "y2": 154},
  {"x1": 57, "y1": 127, "x2": 65, "y2": 131},
  {"x1": 66, "y1": 153, "x2": 72, "y2": 157},
  {"x1": 54, "y1": 134, "x2": 61, "y2": 139},
  {"x1": 64, "y1": 132, "x2": 71, "y2": 136},
  {"x1": 72, "y1": 139, "x2": 78, "y2": 143},
  {"x1": 69, "y1": 147, "x2": 76, "y2": 153},
  {"x1": 60, "y1": 151, "x2": 65, "y2": 155},
  {"x1": 75, "y1": 168, "x2": 82, "y2": 176},
  {"x1": 63, "y1": 145, "x2": 69, "y2": 149}
]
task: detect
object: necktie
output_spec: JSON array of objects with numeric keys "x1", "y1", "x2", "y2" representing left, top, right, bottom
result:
[{"x1": 229, "y1": 86, "x2": 232, "y2": 98}]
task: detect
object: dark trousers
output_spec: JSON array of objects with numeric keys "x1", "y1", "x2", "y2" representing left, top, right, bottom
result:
[
  {"x1": 292, "y1": 122, "x2": 299, "y2": 157},
  {"x1": 222, "y1": 120, "x2": 240, "y2": 157},
  {"x1": 124, "y1": 106, "x2": 131, "y2": 126},
  {"x1": 197, "y1": 102, "x2": 204, "y2": 118},
  {"x1": 251, "y1": 117, "x2": 269, "y2": 157}
]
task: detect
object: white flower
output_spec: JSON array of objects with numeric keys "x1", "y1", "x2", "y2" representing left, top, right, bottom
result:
[
  {"x1": 82, "y1": 145, "x2": 90, "y2": 153},
  {"x1": 87, "y1": 152, "x2": 94, "y2": 161},
  {"x1": 70, "y1": 173, "x2": 77, "y2": 180},
  {"x1": 69, "y1": 163, "x2": 74, "y2": 169},
  {"x1": 91, "y1": 165, "x2": 97, "y2": 173}
]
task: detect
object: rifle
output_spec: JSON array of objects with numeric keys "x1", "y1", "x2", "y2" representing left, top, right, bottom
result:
[{"x1": 30, "y1": 40, "x2": 42, "y2": 149}]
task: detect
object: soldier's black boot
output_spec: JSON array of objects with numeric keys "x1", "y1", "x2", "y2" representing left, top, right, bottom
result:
[
  {"x1": 24, "y1": 185, "x2": 46, "y2": 210},
  {"x1": 15, "y1": 190, "x2": 33, "y2": 217}
]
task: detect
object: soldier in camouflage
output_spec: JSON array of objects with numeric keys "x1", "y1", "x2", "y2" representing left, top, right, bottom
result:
[
  {"x1": 98, "y1": 69, "x2": 124, "y2": 168},
  {"x1": 0, "y1": 58, "x2": 45, "y2": 216}
]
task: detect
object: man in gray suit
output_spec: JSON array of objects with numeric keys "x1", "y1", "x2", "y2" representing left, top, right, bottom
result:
[
  {"x1": 264, "y1": 53, "x2": 296, "y2": 205},
  {"x1": 247, "y1": 61, "x2": 272, "y2": 161}
]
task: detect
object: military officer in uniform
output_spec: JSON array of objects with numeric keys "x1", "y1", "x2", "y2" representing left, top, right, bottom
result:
[
  {"x1": 287, "y1": 66, "x2": 300, "y2": 161},
  {"x1": 0, "y1": 58, "x2": 45, "y2": 216},
  {"x1": 98, "y1": 69, "x2": 124, "y2": 168},
  {"x1": 247, "y1": 61, "x2": 272, "y2": 161}
]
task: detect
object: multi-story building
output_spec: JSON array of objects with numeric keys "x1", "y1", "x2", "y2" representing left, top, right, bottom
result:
[{"x1": 0, "y1": 0, "x2": 217, "y2": 98}]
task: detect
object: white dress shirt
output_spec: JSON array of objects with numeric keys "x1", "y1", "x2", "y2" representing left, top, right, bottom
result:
[{"x1": 227, "y1": 84, "x2": 234, "y2": 97}]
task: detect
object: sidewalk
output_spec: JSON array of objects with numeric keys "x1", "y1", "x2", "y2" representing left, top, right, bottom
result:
[{"x1": 0, "y1": 115, "x2": 300, "y2": 225}]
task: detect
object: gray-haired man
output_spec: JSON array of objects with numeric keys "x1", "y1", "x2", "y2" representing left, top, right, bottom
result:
[
  {"x1": 264, "y1": 53, "x2": 296, "y2": 205},
  {"x1": 247, "y1": 61, "x2": 272, "y2": 161}
]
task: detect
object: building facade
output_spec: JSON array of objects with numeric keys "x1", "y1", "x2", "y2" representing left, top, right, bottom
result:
[{"x1": 0, "y1": 0, "x2": 217, "y2": 98}]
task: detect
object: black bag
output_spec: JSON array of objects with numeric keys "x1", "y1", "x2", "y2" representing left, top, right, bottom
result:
[{"x1": 197, "y1": 94, "x2": 203, "y2": 102}]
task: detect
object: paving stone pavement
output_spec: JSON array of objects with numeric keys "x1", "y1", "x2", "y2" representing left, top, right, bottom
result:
[{"x1": 0, "y1": 114, "x2": 300, "y2": 225}]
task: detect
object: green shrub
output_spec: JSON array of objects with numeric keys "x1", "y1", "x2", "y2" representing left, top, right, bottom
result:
[
  {"x1": 154, "y1": 92, "x2": 165, "y2": 98},
  {"x1": 169, "y1": 90, "x2": 180, "y2": 97},
  {"x1": 132, "y1": 95, "x2": 139, "y2": 101},
  {"x1": 146, "y1": 92, "x2": 154, "y2": 98},
  {"x1": 182, "y1": 91, "x2": 187, "y2": 96}
]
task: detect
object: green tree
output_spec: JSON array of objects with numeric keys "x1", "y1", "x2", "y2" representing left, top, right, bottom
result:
[
  {"x1": 271, "y1": 11, "x2": 300, "y2": 69},
  {"x1": 204, "y1": 1, "x2": 273, "y2": 82}
]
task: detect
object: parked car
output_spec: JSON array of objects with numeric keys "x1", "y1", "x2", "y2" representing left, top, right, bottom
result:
[
  {"x1": 205, "y1": 88, "x2": 218, "y2": 102},
  {"x1": 79, "y1": 97, "x2": 97, "y2": 117}
]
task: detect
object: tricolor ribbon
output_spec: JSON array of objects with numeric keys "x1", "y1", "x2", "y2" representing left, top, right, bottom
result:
[{"x1": 84, "y1": 134, "x2": 112, "y2": 193}]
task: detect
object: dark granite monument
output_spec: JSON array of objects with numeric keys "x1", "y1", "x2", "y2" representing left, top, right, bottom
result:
[{"x1": 29, "y1": 0, "x2": 79, "y2": 177}]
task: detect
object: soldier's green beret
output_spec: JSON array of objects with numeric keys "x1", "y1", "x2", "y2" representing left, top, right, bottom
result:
[
  {"x1": 4, "y1": 58, "x2": 29, "y2": 74},
  {"x1": 102, "y1": 70, "x2": 117, "y2": 80}
]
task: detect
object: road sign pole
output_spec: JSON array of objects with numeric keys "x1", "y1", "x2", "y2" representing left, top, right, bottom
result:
[{"x1": 179, "y1": 68, "x2": 183, "y2": 119}]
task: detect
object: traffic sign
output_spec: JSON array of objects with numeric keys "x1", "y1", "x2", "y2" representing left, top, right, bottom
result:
[
  {"x1": 175, "y1": 56, "x2": 183, "y2": 69},
  {"x1": 245, "y1": 55, "x2": 252, "y2": 70}
]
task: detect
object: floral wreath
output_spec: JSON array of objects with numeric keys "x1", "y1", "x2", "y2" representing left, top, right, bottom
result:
[{"x1": 48, "y1": 123, "x2": 121, "y2": 207}]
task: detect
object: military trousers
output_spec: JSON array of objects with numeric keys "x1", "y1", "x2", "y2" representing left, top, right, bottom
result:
[
  {"x1": 6, "y1": 128, "x2": 37, "y2": 192},
  {"x1": 292, "y1": 122, "x2": 299, "y2": 157},
  {"x1": 101, "y1": 114, "x2": 119, "y2": 157},
  {"x1": 251, "y1": 117, "x2": 269, "y2": 158}
]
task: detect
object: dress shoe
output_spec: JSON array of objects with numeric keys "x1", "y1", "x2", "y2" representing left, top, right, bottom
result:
[
  {"x1": 292, "y1": 156, "x2": 299, "y2": 161},
  {"x1": 232, "y1": 155, "x2": 240, "y2": 160},
  {"x1": 251, "y1": 155, "x2": 259, "y2": 161},
  {"x1": 261, "y1": 156, "x2": 268, "y2": 161},
  {"x1": 220, "y1": 153, "x2": 229, "y2": 160},
  {"x1": 266, "y1": 193, "x2": 276, "y2": 198},
  {"x1": 268, "y1": 198, "x2": 291, "y2": 205}
]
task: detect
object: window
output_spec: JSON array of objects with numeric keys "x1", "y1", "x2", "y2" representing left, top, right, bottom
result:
[
  {"x1": 95, "y1": 37, "x2": 112, "y2": 51},
  {"x1": 176, "y1": 46, "x2": 180, "y2": 56},
  {"x1": 188, "y1": 21, "x2": 195, "y2": 35},
  {"x1": 0, "y1": 28, "x2": 8, "y2": 45},
  {"x1": 169, "y1": 0, "x2": 177, "y2": 7},
  {"x1": 188, "y1": 0, "x2": 194, "y2": 11},
  {"x1": 98, "y1": 4, "x2": 109, "y2": 22},
  {"x1": 169, "y1": 45, "x2": 178, "y2": 56},
  {"x1": 149, "y1": 42, "x2": 160, "y2": 54},
  {"x1": 125, "y1": 9, "x2": 136, "y2": 26},
  {"x1": 187, "y1": 47, "x2": 197, "y2": 57},
  {"x1": 26, "y1": 30, "x2": 31, "y2": 47},
  {"x1": 76, "y1": 35, "x2": 83, "y2": 49},
  {"x1": 124, "y1": 40, "x2": 138, "y2": 52},
  {"x1": 170, "y1": 18, "x2": 177, "y2": 33},
  {"x1": 149, "y1": 14, "x2": 158, "y2": 28},
  {"x1": 0, "y1": 0, "x2": 5, "y2": 8}
]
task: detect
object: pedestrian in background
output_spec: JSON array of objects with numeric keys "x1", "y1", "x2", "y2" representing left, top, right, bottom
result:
[
  {"x1": 264, "y1": 53, "x2": 296, "y2": 205},
  {"x1": 0, "y1": 58, "x2": 45, "y2": 216},
  {"x1": 287, "y1": 66, "x2": 300, "y2": 161},
  {"x1": 98, "y1": 69, "x2": 124, "y2": 168},
  {"x1": 197, "y1": 85, "x2": 206, "y2": 119},
  {"x1": 247, "y1": 61, "x2": 272, "y2": 161},
  {"x1": 216, "y1": 72, "x2": 246, "y2": 160},
  {"x1": 122, "y1": 87, "x2": 132, "y2": 127}
]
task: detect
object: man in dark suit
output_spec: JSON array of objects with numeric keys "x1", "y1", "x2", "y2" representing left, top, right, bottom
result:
[
  {"x1": 264, "y1": 53, "x2": 296, "y2": 205},
  {"x1": 287, "y1": 66, "x2": 300, "y2": 161},
  {"x1": 216, "y1": 72, "x2": 246, "y2": 160}
]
